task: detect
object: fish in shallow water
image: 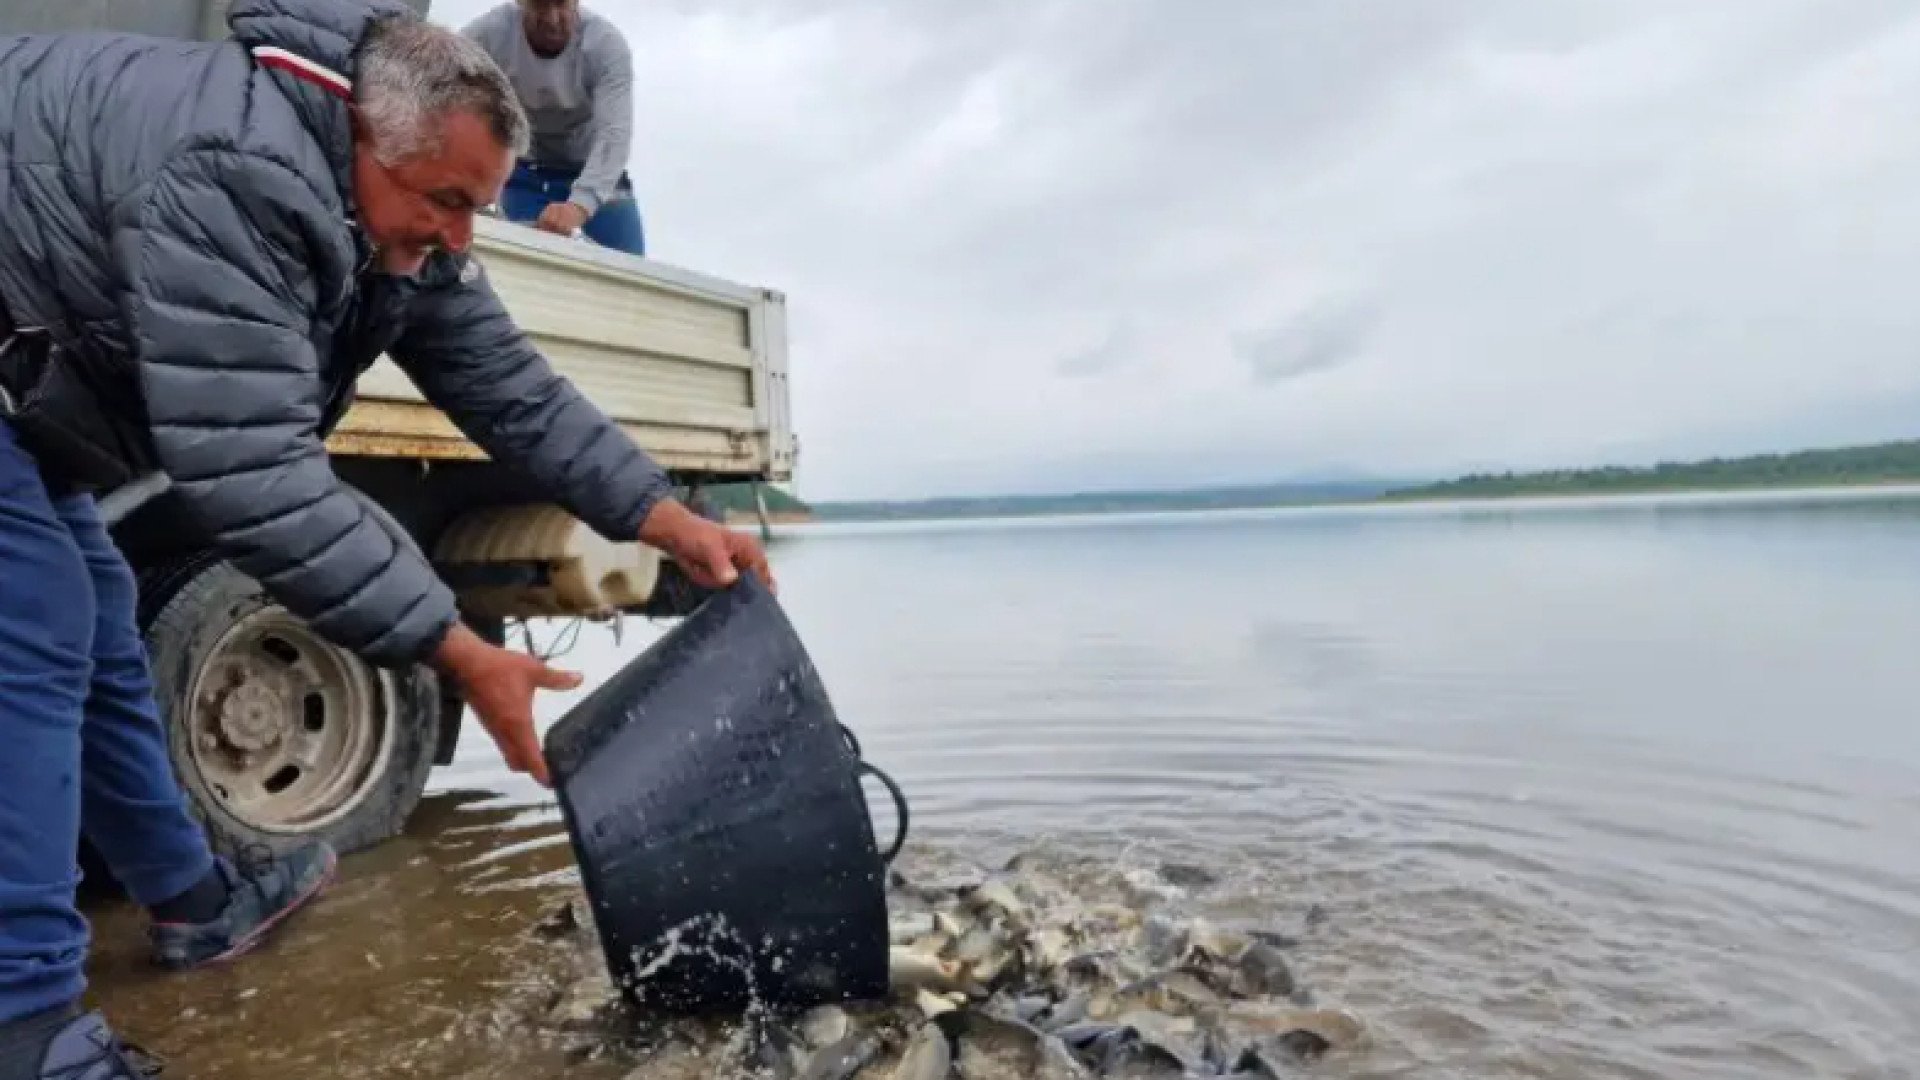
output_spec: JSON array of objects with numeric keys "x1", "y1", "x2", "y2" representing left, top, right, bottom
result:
[
  {"x1": 798, "y1": 1030, "x2": 884, "y2": 1080},
  {"x1": 890, "y1": 1022, "x2": 952, "y2": 1080},
  {"x1": 530, "y1": 849, "x2": 1365, "y2": 1079}
]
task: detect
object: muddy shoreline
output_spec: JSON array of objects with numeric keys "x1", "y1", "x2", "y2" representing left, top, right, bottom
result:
[{"x1": 79, "y1": 793, "x2": 1363, "y2": 1079}]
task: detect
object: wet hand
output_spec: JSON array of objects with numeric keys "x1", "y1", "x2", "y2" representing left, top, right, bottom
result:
[
  {"x1": 638, "y1": 498, "x2": 776, "y2": 594},
  {"x1": 535, "y1": 201, "x2": 591, "y2": 237},
  {"x1": 431, "y1": 622, "x2": 581, "y2": 788}
]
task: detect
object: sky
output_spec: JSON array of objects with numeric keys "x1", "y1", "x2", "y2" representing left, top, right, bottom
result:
[{"x1": 432, "y1": 0, "x2": 1920, "y2": 501}]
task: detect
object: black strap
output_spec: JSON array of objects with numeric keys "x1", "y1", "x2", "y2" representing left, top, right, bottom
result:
[
  {"x1": 840, "y1": 723, "x2": 909, "y2": 864},
  {"x1": 860, "y1": 762, "x2": 910, "y2": 865}
]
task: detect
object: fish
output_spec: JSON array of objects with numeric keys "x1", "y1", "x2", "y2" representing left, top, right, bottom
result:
[
  {"x1": 891, "y1": 914, "x2": 939, "y2": 946},
  {"x1": 529, "y1": 848, "x2": 1365, "y2": 1080},
  {"x1": 962, "y1": 879, "x2": 1028, "y2": 926},
  {"x1": 1248, "y1": 929, "x2": 1300, "y2": 951},
  {"x1": 1031, "y1": 992, "x2": 1091, "y2": 1032},
  {"x1": 1026, "y1": 928, "x2": 1075, "y2": 976},
  {"x1": 891, "y1": 1022, "x2": 953, "y2": 1080},
  {"x1": 798, "y1": 1031, "x2": 885, "y2": 1080},
  {"x1": 1233, "y1": 942, "x2": 1296, "y2": 998},
  {"x1": 1037, "y1": 1035, "x2": 1092, "y2": 1079},
  {"x1": 1224, "y1": 1004, "x2": 1365, "y2": 1053},
  {"x1": 1183, "y1": 918, "x2": 1247, "y2": 964},
  {"x1": 936, "y1": 1010, "x2": 1085, "y2": 1080},
  {"x1": 1230, "y1": 1014, "x2": 1362, "y2": 1071},
  {"x1": 1157, "y1": 863, "x2": 1219, "y2": 888},
  {"x1": 532, "y1": 897, "x2": 592, "y2": 941},
  {"x1": 745, "y1": 1022, "x2": 808, "y2": 1080},
  {"x1": 950, "y1": 923, "x2": 1001, "y2": 967},
  {"x1": 916, "y1": 989, "x2": 962, "y2": 1019},
  {"x1": 542, "y1": 972, "x2": 613, "y2": 1030},
  {"x1": 797, "y1": 1005, "x2": 850, "y2": 1049},
  {"x1": 890, "y1": 948, "x2": 970, "y2": 996},
  {"x1": 1008, "y1": 995, "x2": 1052, "y2": 1024}
]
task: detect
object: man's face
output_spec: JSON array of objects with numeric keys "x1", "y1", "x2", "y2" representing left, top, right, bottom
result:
[
  {"x1": 518, "y1": 0, "x2": 580, "y2": 57},
  {"x1": 350, "y1": 109, "x2": 514, "y2": 277}
]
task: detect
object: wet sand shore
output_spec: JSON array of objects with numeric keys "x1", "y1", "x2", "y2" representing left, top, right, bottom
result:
[{"x1": 84, "y1": 791, "x2": 622, "y2": 1079}]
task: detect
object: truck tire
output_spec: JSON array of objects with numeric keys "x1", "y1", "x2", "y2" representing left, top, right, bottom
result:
[{"x1": 140, "y1": 557, "x2": 440, "y2": 860}]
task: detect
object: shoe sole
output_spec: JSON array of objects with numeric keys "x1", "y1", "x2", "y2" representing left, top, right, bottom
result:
[{"x1": 156, "y1": 847, "x2": 340, "y2": 972}]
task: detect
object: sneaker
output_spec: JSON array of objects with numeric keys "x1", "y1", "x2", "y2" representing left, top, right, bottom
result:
[
  {"x1": 22, "y1": 1011, "x2": 165, "y2": 1079},
  {"x1": 148, "y1": 841, "x2": 337, "y2": 971}
]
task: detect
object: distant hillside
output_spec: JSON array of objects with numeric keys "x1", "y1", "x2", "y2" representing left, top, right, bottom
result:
[
  {"x1": 810, "y1": 480, "x2": 1400, "y2": 522},
  {"x1": 685, "y1": 438, "x2": 1920, "y2": 526},
  {"x1": 1387, "y1": 439, "x2": 1920, "y2": 500}
]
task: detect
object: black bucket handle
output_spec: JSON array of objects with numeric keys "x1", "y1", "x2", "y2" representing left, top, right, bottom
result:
[
  {"x1": 841, "y1": 724, "x2": 908, "y2": 865},
  {"x1": 860, "y1": 761, "x2": 909, "y2": 865}
]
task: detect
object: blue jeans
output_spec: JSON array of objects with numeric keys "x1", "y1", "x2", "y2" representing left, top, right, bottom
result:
[
  {"x1": 0, "y1": 418, "x2": 214, "y2": 1024},
  {"x1": 499, "y1": 160, "x2": 647, "y2": 256}
]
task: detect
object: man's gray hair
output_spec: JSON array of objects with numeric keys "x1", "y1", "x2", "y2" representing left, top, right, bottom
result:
[{"x1": 355, "y1": 14, "x2": 531, "y2": 164}]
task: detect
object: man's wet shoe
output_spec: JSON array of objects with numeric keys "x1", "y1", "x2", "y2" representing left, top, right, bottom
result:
[
  {"x1": 0, "y1": 1009, "x2": 165, "y2": 1080},
  {"x1": 149, "y1": 841, "x2": 337, "y2": 971}
]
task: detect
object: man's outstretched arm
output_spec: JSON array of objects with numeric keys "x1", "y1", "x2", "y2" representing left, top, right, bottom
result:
[
  {"x1": 566, "y1": 21, "x2": 635, "y2": 220},
  {"x1": 389, "y1": 259, "x2": 774, "y2": 589}
]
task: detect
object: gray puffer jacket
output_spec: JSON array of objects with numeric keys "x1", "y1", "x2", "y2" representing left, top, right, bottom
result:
[{"x1": 0, "y1": 0, "x2": 672, "y2": 666}]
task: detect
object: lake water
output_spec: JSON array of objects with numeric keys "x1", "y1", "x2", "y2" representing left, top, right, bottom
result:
[{"x1": 89, "y1": 488, "x2": 1920, "y2": 1078}]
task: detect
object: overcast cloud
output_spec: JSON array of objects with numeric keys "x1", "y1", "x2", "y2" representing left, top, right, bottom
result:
[{"x1": 433, "y1": 0, "x2": 1920, "y2": 500}]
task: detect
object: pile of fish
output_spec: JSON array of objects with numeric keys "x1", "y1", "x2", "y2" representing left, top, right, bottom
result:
[{"x1": 530, "y1": 852, "x2": 1364, "y2": 1079}]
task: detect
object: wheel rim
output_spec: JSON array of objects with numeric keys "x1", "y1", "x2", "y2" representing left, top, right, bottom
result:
[{"x1": 183, "y1": 607, "x2": 396, "y2": 834}]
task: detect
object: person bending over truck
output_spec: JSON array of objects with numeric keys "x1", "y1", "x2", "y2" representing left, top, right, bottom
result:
[
  {"x1": 0, "y1": 1, "x2": 767, "y2": 1075},
  {"x1": 463, "y1": 0, "x2": 647, "y2": 255}
]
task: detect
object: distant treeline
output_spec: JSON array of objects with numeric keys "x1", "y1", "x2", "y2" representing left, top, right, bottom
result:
[
  {"x1": 692, "y1": 438, "x2": 1920, "y2": 524},
  {"x1": 1387, "y1": 439, "x2": 1920, "y2": 500},
  {"x1": 807, "y1": 481, "x2": 1399, "y2": 522}
]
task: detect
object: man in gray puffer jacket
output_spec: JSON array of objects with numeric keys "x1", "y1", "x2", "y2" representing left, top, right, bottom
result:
[{"x1": 0, "y1": 0, "x2": 769, "y2": 1073}]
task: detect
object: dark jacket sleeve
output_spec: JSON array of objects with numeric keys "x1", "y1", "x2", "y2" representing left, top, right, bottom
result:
[
  {"x1": 117, "y1": 146, "x2": 460, "y2": 667},
  {"x1": 388, "y1": 261, "x2": 674, "y2": 541}
]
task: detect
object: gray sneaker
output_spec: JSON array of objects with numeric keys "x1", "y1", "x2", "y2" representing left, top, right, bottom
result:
[
  {"x1": 21, "y1": 1011, "x2": 164, "y2": 1079},
  {"x1": 148, "y1": 841, "x2": 337, "y2": 971}
]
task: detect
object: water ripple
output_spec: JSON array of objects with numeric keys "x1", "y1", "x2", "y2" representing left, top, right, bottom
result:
[{"x1": 444, "y1": 503, "x2": 1920, "y2": 1079}]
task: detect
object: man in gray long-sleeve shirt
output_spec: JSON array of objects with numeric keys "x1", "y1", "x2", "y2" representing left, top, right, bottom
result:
[{"x1": 464, "y1": 0, "x2": 646, "y2": 255}]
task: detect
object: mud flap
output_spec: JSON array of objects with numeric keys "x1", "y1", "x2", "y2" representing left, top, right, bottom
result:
[{"x1": 544, "y1": 574, "x2": 895, "y2": 1015}]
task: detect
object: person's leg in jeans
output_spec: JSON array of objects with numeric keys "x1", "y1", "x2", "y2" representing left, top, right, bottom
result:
[
  {"x1": 66, "y1": 481, "x2": 340, "y2": 974},
  {"x1": 61, "y1": 494, "x2": 215, "y2": 909},
  {"x1": 499, "y1": 161, "x2": 647, "y2": 257},
  {"x1": 497, "y1": 160, "x2": 556, "y2": 226},
  {"x1": 75, "y1": 493, "x2": 338, "y2": 973},
  {"x1": 0, "y1": 419, "x2": 157, "y2": 1079},
  {"x1": 1, "y1": 412, "x2": 339, "y2": 1074},
  {"x1": 0, "y1": 420, "x2": 97, "y2": 1029},
  {"x1": 582, "y1": 189, "x2": 646, "y2": 257}
]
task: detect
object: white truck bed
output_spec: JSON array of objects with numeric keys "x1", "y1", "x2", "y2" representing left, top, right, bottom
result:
[{"x1": 329, "y1": 216, "x2": 797, "y2": 482}]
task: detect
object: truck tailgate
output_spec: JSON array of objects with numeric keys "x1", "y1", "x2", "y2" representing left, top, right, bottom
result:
[{"x1": 330, "y1": 217, "x2": 795, "y2": 481}]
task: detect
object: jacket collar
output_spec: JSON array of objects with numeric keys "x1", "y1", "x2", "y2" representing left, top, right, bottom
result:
[
  {"x1": 226, "y1": 0, "x2": 412, "y2": 225},
  {"x1": 227, "y1": 0, "x2": 468, "y2": 290}
]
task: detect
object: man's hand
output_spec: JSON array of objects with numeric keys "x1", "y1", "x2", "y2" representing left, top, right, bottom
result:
[
  {"x1": 638, "y1": 498, "x2": 776, "y2": 593},
  {"x1": 432, "y1": 621, "x2": 580, "y2": 788},
  {"x1": 536, "y1": 201, "x2": 591, "y2": 237}
]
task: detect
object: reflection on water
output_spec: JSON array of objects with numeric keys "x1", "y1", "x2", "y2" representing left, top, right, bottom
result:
[{"x1": 85, "y1": 489, "x2": 1920, "y2": 1079}]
